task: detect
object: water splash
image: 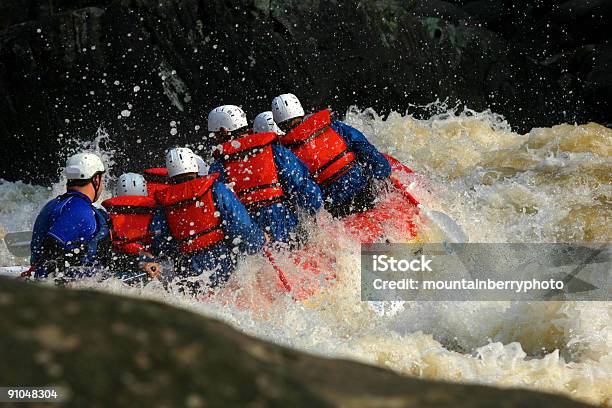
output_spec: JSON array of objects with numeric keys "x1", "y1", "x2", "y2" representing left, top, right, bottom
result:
[{"x1": 1, "y1": 107, "x2": 611, "y2": 406}]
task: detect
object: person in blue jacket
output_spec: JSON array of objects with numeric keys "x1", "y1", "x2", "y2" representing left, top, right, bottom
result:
[
  {"x1": 207, "y1": 105, "x2": 322, "y2": 248},
  {"x1": 272, "y1": 94, "x2": 392, "y2": 217},
  {"x1": 153, "y1": 147, "x2": 264, "y2": 290},
  {"x1": 30, "y1": 152, "x2": 111, "y2": 281}
]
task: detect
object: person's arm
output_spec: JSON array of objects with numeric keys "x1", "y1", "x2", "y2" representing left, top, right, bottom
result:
[
  {"x1": 208, "y1": 161, "x2": 227, "y2": 183},
  {"x1": 150, "y1": 207, "x2": 178, "y2": 257},
  {"x1": 273, "y1": 145, "x2": 323, "y2": 214},
  {"x1": 213, "y1": 181, "x2": 264, "y2": 254},
  {"x1": 90, "y1": 208, "x2": 112, "y2": 267},
  {"x1": 331, "y1": 121, "x2": 391, "y2": 179}
]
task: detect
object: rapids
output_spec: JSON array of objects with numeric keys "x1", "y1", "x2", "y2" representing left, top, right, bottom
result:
[{"x1": 0, "y1": 106, "x2": 610, "y2": 406}]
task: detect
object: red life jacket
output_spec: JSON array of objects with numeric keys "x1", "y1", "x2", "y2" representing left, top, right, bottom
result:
[
  {"x1": 143, "y1": 167, "x2": 170, "y2": 197},
  {"x1": 279, "y1": 109, "x2": 356, "y2": 187},
  {"x1": 155, "y1": 174, "x2": 225, "y2": 254},
  {"x1": 101, "y1": 195, "x2": 157, "y2": 255},
  {"x1": 219, "y1": 132, "x2": 285, "y2": 210}
]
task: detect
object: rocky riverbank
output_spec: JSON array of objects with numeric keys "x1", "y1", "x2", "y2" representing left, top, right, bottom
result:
[{"x1": 0, "y1": 0, "x2": 610, "y2": 183}]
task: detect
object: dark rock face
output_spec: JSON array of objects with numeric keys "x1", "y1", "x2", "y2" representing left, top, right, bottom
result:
[
  {"x1": 0, "y1": 277, "x2": 595, "y2": 407},
  {"x1": 0, "y1": 0, "x2": 610, "y2": 183}
]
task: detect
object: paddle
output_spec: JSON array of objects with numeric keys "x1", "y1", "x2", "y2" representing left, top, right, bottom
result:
[
  {"x1": 383, "y1": 154, "x2": 468, "y2": 243},
  {"x1": 3, "y1": 231, "x2": 33, "y2": 258},
  {"x1": 0, "y1": 266, "x2": 28, "y2": 277},
  {"x1": 263, "y1": 247, "x2": 292, "y2": 292}
]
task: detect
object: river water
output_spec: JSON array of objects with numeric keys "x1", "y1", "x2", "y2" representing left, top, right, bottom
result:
[{"x1": 1, "y1": 105, "x2": 610, "y2": 405}]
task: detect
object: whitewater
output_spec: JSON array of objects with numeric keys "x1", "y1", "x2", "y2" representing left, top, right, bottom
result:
[{"x1": 0, "y1": 105, "x2": 610, "y2": 406}]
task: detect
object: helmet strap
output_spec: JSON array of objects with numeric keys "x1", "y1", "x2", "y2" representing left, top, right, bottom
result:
[
  {"x1": 91, "y1": 173, "x2": 103, "y2": 201},
  {"x1": 228, "y1": 126, "x2": 249, "y2": 138},
  {"x1": 279, "y1": 117, "x2": 301, "y2": 133},
  {"x1": 170, "y1": 173, "x2": 197, "y2": 184}
]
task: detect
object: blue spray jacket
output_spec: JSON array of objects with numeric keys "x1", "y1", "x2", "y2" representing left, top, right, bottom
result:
[
  {"x1": 31, "y1": 190, "x2": 110, "y2": 279},
  {"x1": 152, "y1": 180, "x2": 264, "y2": 287},
  {"x1": 209, "y1": 144, "x2": 322, "y2": 243},
  {"x1": 321, "y1": 121, "x2": 391, "y2": 205}
]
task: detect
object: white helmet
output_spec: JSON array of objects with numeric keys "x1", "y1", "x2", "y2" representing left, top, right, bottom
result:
[
  {"x1": 166, "y1": 147, "x2": 199, "y2": 178},
  {"x1": 271, "y1": 93, "x2": 304, "y2": 124},
  {"x1": 195, "y1": 155, "x2": 209, "y2": 176},
  {"x1": 64, "y1": 152, "x2": 105, "y2": 180},
  {"x1": 207, "y1": 105, "x2": 248, "y2": 132},
  {"x1": 253, "y1": 111, "x2": 284, "y2": 135},
  {"x1": 116, "y1": 173, "x2": 147, "y2": 196}
]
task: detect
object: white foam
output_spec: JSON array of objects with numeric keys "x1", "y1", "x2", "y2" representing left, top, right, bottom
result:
[{"x1": 1, "y1": 106, "x2": 610, "y2": 405}]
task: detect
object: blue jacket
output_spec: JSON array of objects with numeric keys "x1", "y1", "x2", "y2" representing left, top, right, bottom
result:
[
  {"x1": 322, "y1": 121, "x2": 391, "y2": 205},
  {"x1": 152, "y1": 180, "x2": 264, "y2": 287},
  {"x1": 210, "y1": 144, "x2": 323, "y2": 243},
  {"x1": 31, "y1": 190, "x2": 110, "y2": 279}
]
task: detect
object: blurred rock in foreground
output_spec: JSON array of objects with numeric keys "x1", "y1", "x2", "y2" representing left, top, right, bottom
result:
[{"x1": 0, "y1": 277, "x2": 594, "y2": 407}]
